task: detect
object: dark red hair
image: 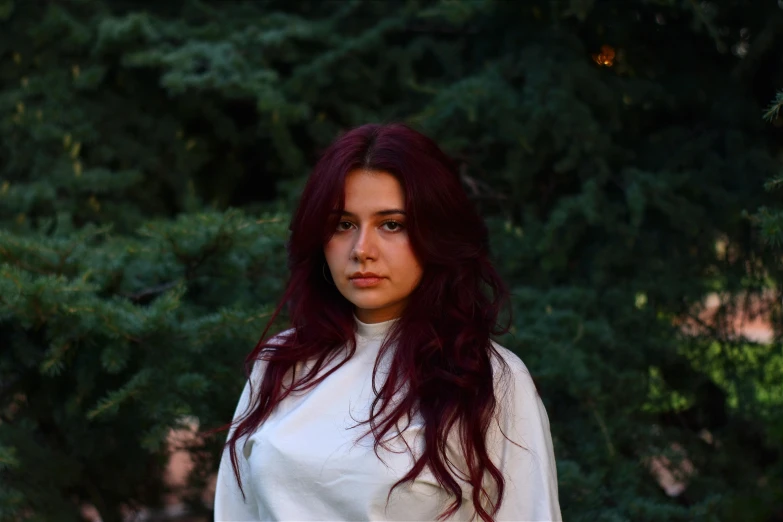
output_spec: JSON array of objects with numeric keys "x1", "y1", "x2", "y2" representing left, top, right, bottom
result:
[{"x1": 225, "y1": 123, "x2": 512, "y2": 521}]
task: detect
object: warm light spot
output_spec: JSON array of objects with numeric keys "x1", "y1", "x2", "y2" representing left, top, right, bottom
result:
[
  {"x1": 88, "y1": 195, "x2": 100, "y2": 212},
  {"x1": 1, "y1": 181, "x2": 9, "y2": 195},
  {"x1": 72, "y1": 64, "x2": 80, "y2": 78},
  {"x1": 592, "y1": 45, "x2": 616, "y2": 67},
  {"x1": 73, "y1": 161, "x2": 83, "y2": 177},
  {"x1": 21, "y1": 77, "x2": 28, "y2": 87},
  {"x1": 71, "y1": 142, "x2": 81, "y2": 159}
]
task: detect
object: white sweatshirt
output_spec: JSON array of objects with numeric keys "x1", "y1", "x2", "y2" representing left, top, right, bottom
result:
[{"x1": 214, "y1": 317, "x2": 562, "y2": 521}]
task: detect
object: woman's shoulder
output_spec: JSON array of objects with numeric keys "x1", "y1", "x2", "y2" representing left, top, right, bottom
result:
[
  {"x1": 248, "y1": 327, "x2": 296, "y2": 381},
  {"x1": 489, "y1": 340, "x2": 532, "y2": 378},
  {"x1": 488, "y1": 340, "x2": 540, "y2": 402},
  {"x1": 269, "y1": 327, "x2": 296, "y2": 345}
]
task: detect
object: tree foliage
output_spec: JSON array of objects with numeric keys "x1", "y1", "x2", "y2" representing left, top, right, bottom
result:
[{"x1": 1, "y1": 0, "x2": 782, "y2": 521}]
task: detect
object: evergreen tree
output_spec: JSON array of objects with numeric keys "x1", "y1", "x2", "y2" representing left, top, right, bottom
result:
[
  {"x1": 761, "y1": 91, "x2": 783, "y2": 251},
  {"x1": 1, "y1": 0, "x2": 782, "y2": 520}
]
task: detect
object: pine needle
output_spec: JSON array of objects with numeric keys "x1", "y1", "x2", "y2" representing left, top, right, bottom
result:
[
  {"x1": 764, "y1": 175, "x2": 783, "y2": 192},
  {"x1": 763, "y1": 90, "x2": 783, "y2": 122}
]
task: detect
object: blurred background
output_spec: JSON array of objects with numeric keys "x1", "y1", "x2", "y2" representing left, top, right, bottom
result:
[{"x1": 1, "y1": 0, "x2": 782, "y2": 521}]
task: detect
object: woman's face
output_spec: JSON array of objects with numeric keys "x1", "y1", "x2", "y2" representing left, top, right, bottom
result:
[{"x1": 324, "y1": 169, "x2": 423, "y2": 324}]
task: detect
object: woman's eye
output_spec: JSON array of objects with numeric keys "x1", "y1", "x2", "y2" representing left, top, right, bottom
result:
[
  {"x1": 382, "y1": 221, "x2": 404, "y2": 232},
  {"x1": 336, "y1": 220, "x2": 403, "y2": 232}
]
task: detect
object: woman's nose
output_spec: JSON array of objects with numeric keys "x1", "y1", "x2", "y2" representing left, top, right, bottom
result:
[{"x1": 351, "y1": 228, "x2": 376, "y2": 261}]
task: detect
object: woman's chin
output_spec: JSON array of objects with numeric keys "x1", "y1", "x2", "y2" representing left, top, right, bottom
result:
[
  {"x1": 350, "y1": 299, "x2": 388, "y2": 313},
  {"x1": 350, "y1": 299, "x2": 405, "y2": 321}
]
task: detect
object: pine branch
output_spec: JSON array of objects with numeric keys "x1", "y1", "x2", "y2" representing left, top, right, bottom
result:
[
  {"x1": 756, "y1": 207, "x2": 783, "y2": 248},
  {"x1": 0, "y1": 247, "x2": 51, "y2": 275},
  {"x1": 763, "y1": 174, "x2": 783, "y2": 192},
  {"x1": 688, "y1": 0, "x2": 727, "y2": 53},
  {"x1": 587, "y1": 398, "x2": 616, "y2": 458},
  {"x1": 86, "y1": 369, "x2": 153, "y2": 420},
  {"x1": 121, "y1": 280, "x2": 181, "y2": 303},
  {"x1": 763, "y1": 91, "x2": 783, "y2": 122}
]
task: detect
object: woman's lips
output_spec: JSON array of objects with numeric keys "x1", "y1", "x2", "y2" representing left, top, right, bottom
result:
[{"x1": 350, "y1": 277, "x2": 383, "y2": 288}]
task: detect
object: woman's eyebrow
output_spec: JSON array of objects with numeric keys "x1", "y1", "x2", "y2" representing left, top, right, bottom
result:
[{"x1": 332, "y1": 209, "x2": 406, "y2": 217}]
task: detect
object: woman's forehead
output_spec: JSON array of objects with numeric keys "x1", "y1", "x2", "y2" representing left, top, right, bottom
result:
[{"x1": 341, "y1": 170, "x2": 405, "y2": 214}]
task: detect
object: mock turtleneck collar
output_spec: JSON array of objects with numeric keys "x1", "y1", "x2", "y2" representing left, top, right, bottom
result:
[{"x1": 354, "y1": 315, "x2": 399, "y2": 340}]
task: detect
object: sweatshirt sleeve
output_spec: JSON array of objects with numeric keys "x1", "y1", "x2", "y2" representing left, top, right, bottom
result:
[
  {"x1": 490, "y1": 347, "x2": 562, "y2": 522},
  {"x1": 213, "y1": 359, "x2": 265, "y2": 522}
]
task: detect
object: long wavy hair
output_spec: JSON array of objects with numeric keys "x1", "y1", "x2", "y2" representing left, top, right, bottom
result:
[{"x1": 225, "y1": 123, "x2": 512, "y2": 521}]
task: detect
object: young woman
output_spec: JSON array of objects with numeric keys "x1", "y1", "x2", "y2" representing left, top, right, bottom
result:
[{"x1": 214, "y1": 123, "x2": 561, "y2": 521}]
